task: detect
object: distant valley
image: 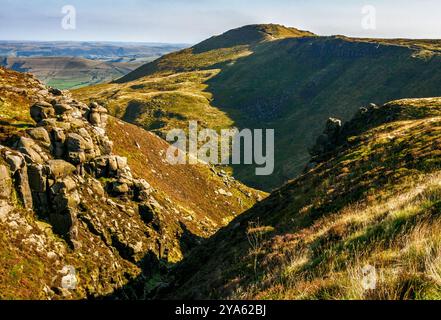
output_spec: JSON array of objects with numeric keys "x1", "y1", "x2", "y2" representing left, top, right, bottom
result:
[{"x1": 0, "y1": 41, "x2": 188, "y2": 89}]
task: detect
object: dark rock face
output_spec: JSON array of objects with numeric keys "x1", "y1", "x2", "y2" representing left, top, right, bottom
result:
[
  {"x1": 30, "y1": 101, "x2": 55, "y2": 123},
  {"x1": 309, "y1": 117, "x2": 342, "y2": 158},
  {"x1": 138, "y1": 203, "x2": 155, "y2": 224}
]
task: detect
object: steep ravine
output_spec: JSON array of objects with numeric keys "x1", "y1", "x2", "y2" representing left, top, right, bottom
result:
[{"x1": 0, "y1": 67, "x2": 263, "y2": 299}]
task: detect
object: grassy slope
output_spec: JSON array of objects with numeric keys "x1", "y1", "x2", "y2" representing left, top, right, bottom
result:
[
  {"x1": 0, "y1": 67, "x2": 41, "y2": 141},
  {"x1": 73, "y1": 70, "x2": 236, "y2": 134},
  {"x1": 166, "y1": 98, "x2": 441, "y2": 300},
  {"x1": 107, "y1": 117, "x2": 265, "y2": 235},
  {"x1": 73, "y1": 24, "x2": 441, "y2": 191}
]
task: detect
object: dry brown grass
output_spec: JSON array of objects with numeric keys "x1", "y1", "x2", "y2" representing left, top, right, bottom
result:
[{"x1": 231, "y1": 173, "x2": 441, "y2": 300}]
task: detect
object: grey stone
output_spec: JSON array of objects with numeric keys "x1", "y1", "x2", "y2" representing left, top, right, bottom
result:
[
  {"x1": 53, "y1": 103, "x2": 73, "y2": 115},
  {"x1": 67, "y1": 151, "x2": 86, "y2": 165},
  {"x1": 28, "y1": 127, "x2": 51, "y2": 145},
  {"x1": 5, "y1": 154, "x2": 23, "y2": 173},
  {"x1": 51, "y1": 128, "x2": 66, "y2": 142},
  {"x1": 52, "y1": 176, "x2": 77, "y2": 194},
  {"x1": 16, "y1": 165, "x2": 33, "y2": 209},
  {"x1": 47, "y1": 160, "x2": 76, "y2": 179},
  {"x1": 30, "y1": 102, "x2": 55, "y2": 123},
  {"x1": 89, "y1": 112, "x2": 101, "y2": 126},
  {"x1": 17, "y1": 137, "x2": 47, "y2": 164},
  {"x1": 0, "y1": 165, "x2": 12, "y2": 200},
  {"x1": 66, "y1": 133, "x2": 86, "y2": 152},
  {"x1": 89, "y1": 179, "x2": 105, "y2": 197}
]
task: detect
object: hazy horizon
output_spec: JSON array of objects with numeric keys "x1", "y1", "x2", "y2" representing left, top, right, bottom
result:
[{"x1": 2, "y1": 0, "x2": 441, "y2": 43}]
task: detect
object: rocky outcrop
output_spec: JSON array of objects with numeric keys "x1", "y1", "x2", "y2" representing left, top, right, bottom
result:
[
  {"x1": 1, "y1": 87, "x2": 152, "y2": 248},
  {"x1": 309, "y1": 117, "x2": 342, "y2": 159},
  {"x1": 307, "y1": 103, "x2": 400, "y2": 169}
]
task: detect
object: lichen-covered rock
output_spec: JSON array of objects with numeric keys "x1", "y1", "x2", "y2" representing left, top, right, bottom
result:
[
  {"x1": 47, "y1": 160, "x2": 76, "y2": 179},
  {"x1": 87, "y1": 102, "x2": 109, "y2": 128},
  {"x1": 28, "y1": 127, "x2": 51, "y2": 146},
  {"x1": 16, "y1": 137, "x2": 49, "y2": 164},
  {"x1": 0, "y1": 164, "x2": 12, "y2": 200}
]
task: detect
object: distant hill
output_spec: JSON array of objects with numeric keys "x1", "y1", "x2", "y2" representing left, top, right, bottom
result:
[
  {"x1": 0, "y1": 41, "x2": 187, "y2": 60},
  {"x1": 0, "y1": 56, "x2": 141, "y2": 89},
  {"x1": 0, "y1": 41, "x2": 188, "y2": 89},
  {"x1": 193, "y1": 24, "x2": 315, "y2": 52},
  {"x1": 115, "y1": 24, "x2": 314, "y2": 83},
  {"x1": 73, "y1": 24, "x2": 441, "y2": 191}
]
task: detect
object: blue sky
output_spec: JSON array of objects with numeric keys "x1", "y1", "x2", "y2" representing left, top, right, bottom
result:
[{"x1": 1, "y1": 0, "x2": 441, "y2": 43}]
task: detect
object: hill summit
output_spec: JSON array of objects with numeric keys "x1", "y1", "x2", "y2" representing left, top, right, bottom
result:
[{"x1": 193, "y1": 24, "x2": 315, "y2": 52}]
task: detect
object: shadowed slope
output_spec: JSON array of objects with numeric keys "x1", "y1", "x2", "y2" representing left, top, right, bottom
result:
[{"x1": 165, "y1": 97, "x2": 441, "y2": 300}]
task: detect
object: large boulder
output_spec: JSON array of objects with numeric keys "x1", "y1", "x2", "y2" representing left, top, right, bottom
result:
[
  {"x1": 133, "y1": 179, "x2": 152, "y2": 202},
  {"x1": 66, "y1": 133, "x2": 90, "y2": 164},
  {"x1": 47, "y1": 160, "x2": 76, "y2": 179},
  {"x1": 5, "y1": 153, "x2": 23, "y2": 173},
  {"x1": 88, "y1": 102, "x2": 108, "y2": 128},
  {"x1": 28, "y1": 127, "x2": 51, "y2": 146},
  {"x1": 53, "y1": 103, "x2": 73, "y2": 115},
  {"x1": 51, "y1": 128, "x2": 66, "y2": 158},
  {"x1": 66, "y1": 133, "x2": 87, "y2": 152},
  {"x1": 48, "y1": 87, "x2": 62, "y2": 96},
  {"x1": 18, "y1": 165, "x2": 34, "y2": 209},
  {"x1": 4, "y1": 153, "x2": 34, "y2": 209},
  {"x1": 30, "y1": 101, "x2": 55, "y2": 123},
  {"x1": 16, "y1": 137, "x2": 48, "y2": 164}
]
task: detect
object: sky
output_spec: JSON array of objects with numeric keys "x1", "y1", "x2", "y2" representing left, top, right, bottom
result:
[{"x1": 1, "y1": 0, "x2": 441, "y2": 43}]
